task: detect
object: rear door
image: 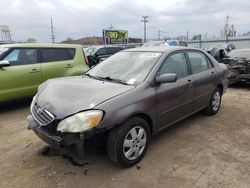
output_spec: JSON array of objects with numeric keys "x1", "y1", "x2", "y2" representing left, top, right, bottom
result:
[
  {"x1": 186, "y1": 51, "x2": 216, "y2": 111},
  {"x1": 156, "y1": 52, "x2": 194, "y2": 129},
  {"x1": 0, "y1": 48, "x2": 41, "y2": 101},
  {"x1": 40, "y1": 48, "x2": 76, "y2": 82}
]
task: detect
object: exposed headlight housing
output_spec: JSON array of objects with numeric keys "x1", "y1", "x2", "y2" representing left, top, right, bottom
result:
[{"x1": 57, "y1": 110, "x2": 103, "y2": 133}]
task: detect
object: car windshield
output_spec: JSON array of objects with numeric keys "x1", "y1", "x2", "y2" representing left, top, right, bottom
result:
[
  {"x1": 87, "y1": 51, "x2": 162, "y2": 85},
  {"x1": 228, "y1": 50, "x2": 250, "y2": 59}
]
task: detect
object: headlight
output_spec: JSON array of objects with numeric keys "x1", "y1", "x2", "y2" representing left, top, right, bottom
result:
[
  {"x1": 57, "y1": 110, "x2": 103, "y2": 133},
  {"x1": 30, "y1": 94, "x2": 37, "y2": 111}
]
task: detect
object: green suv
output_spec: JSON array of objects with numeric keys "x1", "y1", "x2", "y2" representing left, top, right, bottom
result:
[{"x1": 0, "y1": 43, "x2": 89, "y2": 102}]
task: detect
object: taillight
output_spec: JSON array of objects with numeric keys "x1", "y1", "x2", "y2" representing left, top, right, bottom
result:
[{"x1": 82, "y1": 49, "x2": 89, "y2": 67}]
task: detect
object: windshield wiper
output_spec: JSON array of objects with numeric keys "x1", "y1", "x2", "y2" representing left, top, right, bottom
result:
[
  {"x1": 98, "y1": 76, "x2": 130, "y2": 85},
  {"x1": 85, "y1": 74, "x2": 129, "y2": 85},
  {"x1": 84, "y1": 73, "x2": 103, "y2": 81}
]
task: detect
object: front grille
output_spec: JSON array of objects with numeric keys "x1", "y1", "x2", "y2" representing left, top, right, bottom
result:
[{"x1": 32, "y1": 103, "x2": 55, "y2": 126}]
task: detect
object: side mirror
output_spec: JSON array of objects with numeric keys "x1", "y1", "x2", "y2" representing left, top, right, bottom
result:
[
  {"x1": 156, "y1": 73, "x2": 177, "y2": 84},
  {"x1": 0, "y1": 60, "x2": 10, "y2": 68}
]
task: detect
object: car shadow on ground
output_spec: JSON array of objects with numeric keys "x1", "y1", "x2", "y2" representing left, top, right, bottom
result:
[
  {"x1": 228, "y1": 82, "x2": 250, "y2": 90},
  {"x1": 0, "y1": 98, "x2": 32, "y2": 114}
]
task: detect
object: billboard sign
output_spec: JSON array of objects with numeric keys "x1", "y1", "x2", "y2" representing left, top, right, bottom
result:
[{"x1": 103, "y1": 29, "x2": 128, "y2": 44}]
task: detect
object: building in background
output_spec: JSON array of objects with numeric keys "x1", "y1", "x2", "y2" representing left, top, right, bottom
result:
[
  {"x1": 62, "y1": 36, "x2": 103, "y2": 45},
  {"x1": 242, "y1": 31, "x2": 250, "y2": 36},
  {"x1": 62, "y1": 36, "x2": 142, "y2": 45},
  {"x1": 220, "y1": 16, "x2": 236, "y2": 38}
]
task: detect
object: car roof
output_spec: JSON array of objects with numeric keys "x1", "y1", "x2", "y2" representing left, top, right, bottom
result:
[
  {"x1": 1, "y1": 43, "x2": 83, "y2": 48},
  {"x1": 124, "y1": 46, "x2": 197, "y2": 53}
]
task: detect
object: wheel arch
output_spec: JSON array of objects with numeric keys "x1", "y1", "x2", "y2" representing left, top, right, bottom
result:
[
  {"x1": 217, "y1": 83, "x2": 223, "y2": 94},
  {"x1": 129, "y1": 113, "x2": 154, "y2": 135}
]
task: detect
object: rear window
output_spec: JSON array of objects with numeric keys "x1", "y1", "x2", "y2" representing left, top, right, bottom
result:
[{"x1": 41, "y1": 48, "x2": 75, "y2": 63}]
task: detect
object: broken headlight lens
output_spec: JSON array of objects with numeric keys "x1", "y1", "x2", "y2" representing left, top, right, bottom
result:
[{"x1": 57, "y1": 110, "x2": 103, "y2": 133}]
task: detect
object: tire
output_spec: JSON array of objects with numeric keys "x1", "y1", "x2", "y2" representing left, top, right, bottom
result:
[
  {"x1": 107, "y1": 117, "x2": 150, "y2": 167},
  {"x1": 203, "y1": 87, "x2": 222, "y2": 115}
]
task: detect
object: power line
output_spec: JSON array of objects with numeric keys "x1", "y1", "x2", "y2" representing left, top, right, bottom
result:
[
  {"x1": 141, "y1": 16, "x2": 149, "y2": 43},
  {"x1": 50, "y1": 18, "x2": 55, "y2": 43}
]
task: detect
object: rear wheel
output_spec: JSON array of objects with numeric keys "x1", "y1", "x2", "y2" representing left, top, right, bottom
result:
[
  {"x1": 107, "y1": 117, "x2": 150, "y2": 167},
  {"x1": 204, "y1": 87, "x2": 222, "y2": 115}
]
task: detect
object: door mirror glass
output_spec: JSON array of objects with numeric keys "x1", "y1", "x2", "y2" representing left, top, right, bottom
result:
[
  {"x1": 156, "y1": 73, "x2": 177, "y2": 83},
  {"x1": 0, "y1": 60, "x2": 10, "y2": 68}
]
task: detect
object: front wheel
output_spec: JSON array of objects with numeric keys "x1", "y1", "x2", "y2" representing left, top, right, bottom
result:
[
  {"x1": 107, "y1": 117, "x2": 150, "y2": 167},
  {"x1": 203, "y1": 87, "x2": 222, "y2": 115}
]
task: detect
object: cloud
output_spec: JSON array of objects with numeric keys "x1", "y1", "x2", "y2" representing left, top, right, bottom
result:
[{"x1": 0, "y1": 0, "x2": 249, "y2": 42}]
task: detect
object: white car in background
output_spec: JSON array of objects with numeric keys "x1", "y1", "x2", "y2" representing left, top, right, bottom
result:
[{"x1": 142, "y1": 40, "x2": 188, "y2": 47}]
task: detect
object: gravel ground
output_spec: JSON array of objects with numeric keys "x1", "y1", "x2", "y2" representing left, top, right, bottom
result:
[{"x1": 0, "y1": 86, "x2": 250, "y2": 188}]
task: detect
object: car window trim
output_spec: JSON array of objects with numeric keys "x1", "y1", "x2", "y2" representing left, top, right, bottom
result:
[
  {"x1": 185, "y1": 49, "x2": 214, "y2": 74},
  {"x1": 206, "y1": 57, "x2": 214, "y2": 68},
  {"x1": 156, "y1": 50, "x2": 191, "y2": 80}
]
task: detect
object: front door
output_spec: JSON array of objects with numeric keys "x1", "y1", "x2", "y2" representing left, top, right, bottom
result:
[
  {"x1": 156, "y1": 52, "x2": 194, "y2": 129},
  {"x1": 0, "y1": 48, "x2": 41, "y2": 102}
]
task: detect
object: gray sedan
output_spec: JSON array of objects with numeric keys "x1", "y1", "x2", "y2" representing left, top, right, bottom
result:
[{"x1": 28, "y1": 46, "x2": 228, "y2": 167}]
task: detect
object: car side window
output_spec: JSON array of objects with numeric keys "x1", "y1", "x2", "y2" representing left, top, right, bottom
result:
[
  {"x1": 105, "y1": 48, "x2": 114, "y2": 55},
  {"x1": 188, "y1": 51, "x2": 209, "y2": 73},
  {"x1": 96, "y1": 48, "x2": 106, "y2": 56},
  {"x1": 207, "y1": 57, "x2": 214, "y2": 69},
  {"x1": 111, "y1": 47, "x2": 122, "y2": 54},
  {"x1": 4, "y1": 48, "x2": 37, "y2": 66},
  {"x1": 159, "y1": 52, "x2": 188, "y2": 78},
  {"x1": 41, "y1": 48, "x2": 75, "y2": 63}
]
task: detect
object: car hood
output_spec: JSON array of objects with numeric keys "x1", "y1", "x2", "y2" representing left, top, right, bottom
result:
[{"x1": 35, "y1": 76, "x2": 135, "y2": 119}]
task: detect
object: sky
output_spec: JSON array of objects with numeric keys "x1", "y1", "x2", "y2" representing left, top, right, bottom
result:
[{"x1": 0, "y1": 0, "x2": 250, "y2": 42}]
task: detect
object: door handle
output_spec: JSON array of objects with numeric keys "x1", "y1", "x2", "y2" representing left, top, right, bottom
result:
[
  {"x1": 65, "y1": 64, "x2": 73, "y2": 68},
  {"x1": 210, "y1": 71, "x2": 215, "y2": 76},
  {"x1": 29, "y1": 69, "x2": 40, "y2": 73},
  {"x1": 187, "y1": 79, "x2": 193, "y2": 86}
]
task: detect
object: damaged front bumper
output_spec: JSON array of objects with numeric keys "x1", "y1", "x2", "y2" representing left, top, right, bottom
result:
[{"x1": 27, "y1": 115, "x2": 86, "y2": 158}]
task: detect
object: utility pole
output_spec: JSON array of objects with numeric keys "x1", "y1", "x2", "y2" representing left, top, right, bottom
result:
[
  {"x1": 50, "y1": 18, "x2": 55, "y2": 43},
  {"x1": 141, "y1": 16, "x2": 149, "y2": 43},
  {"x1": 108, "y1": 24, "x2": 114, "y2": 30},
  {"x1": 186, "y1": 31, "x2": 189, "y2": 41},
  {"x1": 158, "y1": 29, "x2": 162, "y2": 40}
]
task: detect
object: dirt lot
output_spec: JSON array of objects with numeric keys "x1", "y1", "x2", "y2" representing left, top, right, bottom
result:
[{"x1": 0, "y1": 87, "x2": 250, "y2": 188}]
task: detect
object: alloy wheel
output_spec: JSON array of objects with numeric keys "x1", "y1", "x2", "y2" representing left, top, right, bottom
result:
[{"x1": 123, "y1": 126, "x2": 147, "y2": 160}]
